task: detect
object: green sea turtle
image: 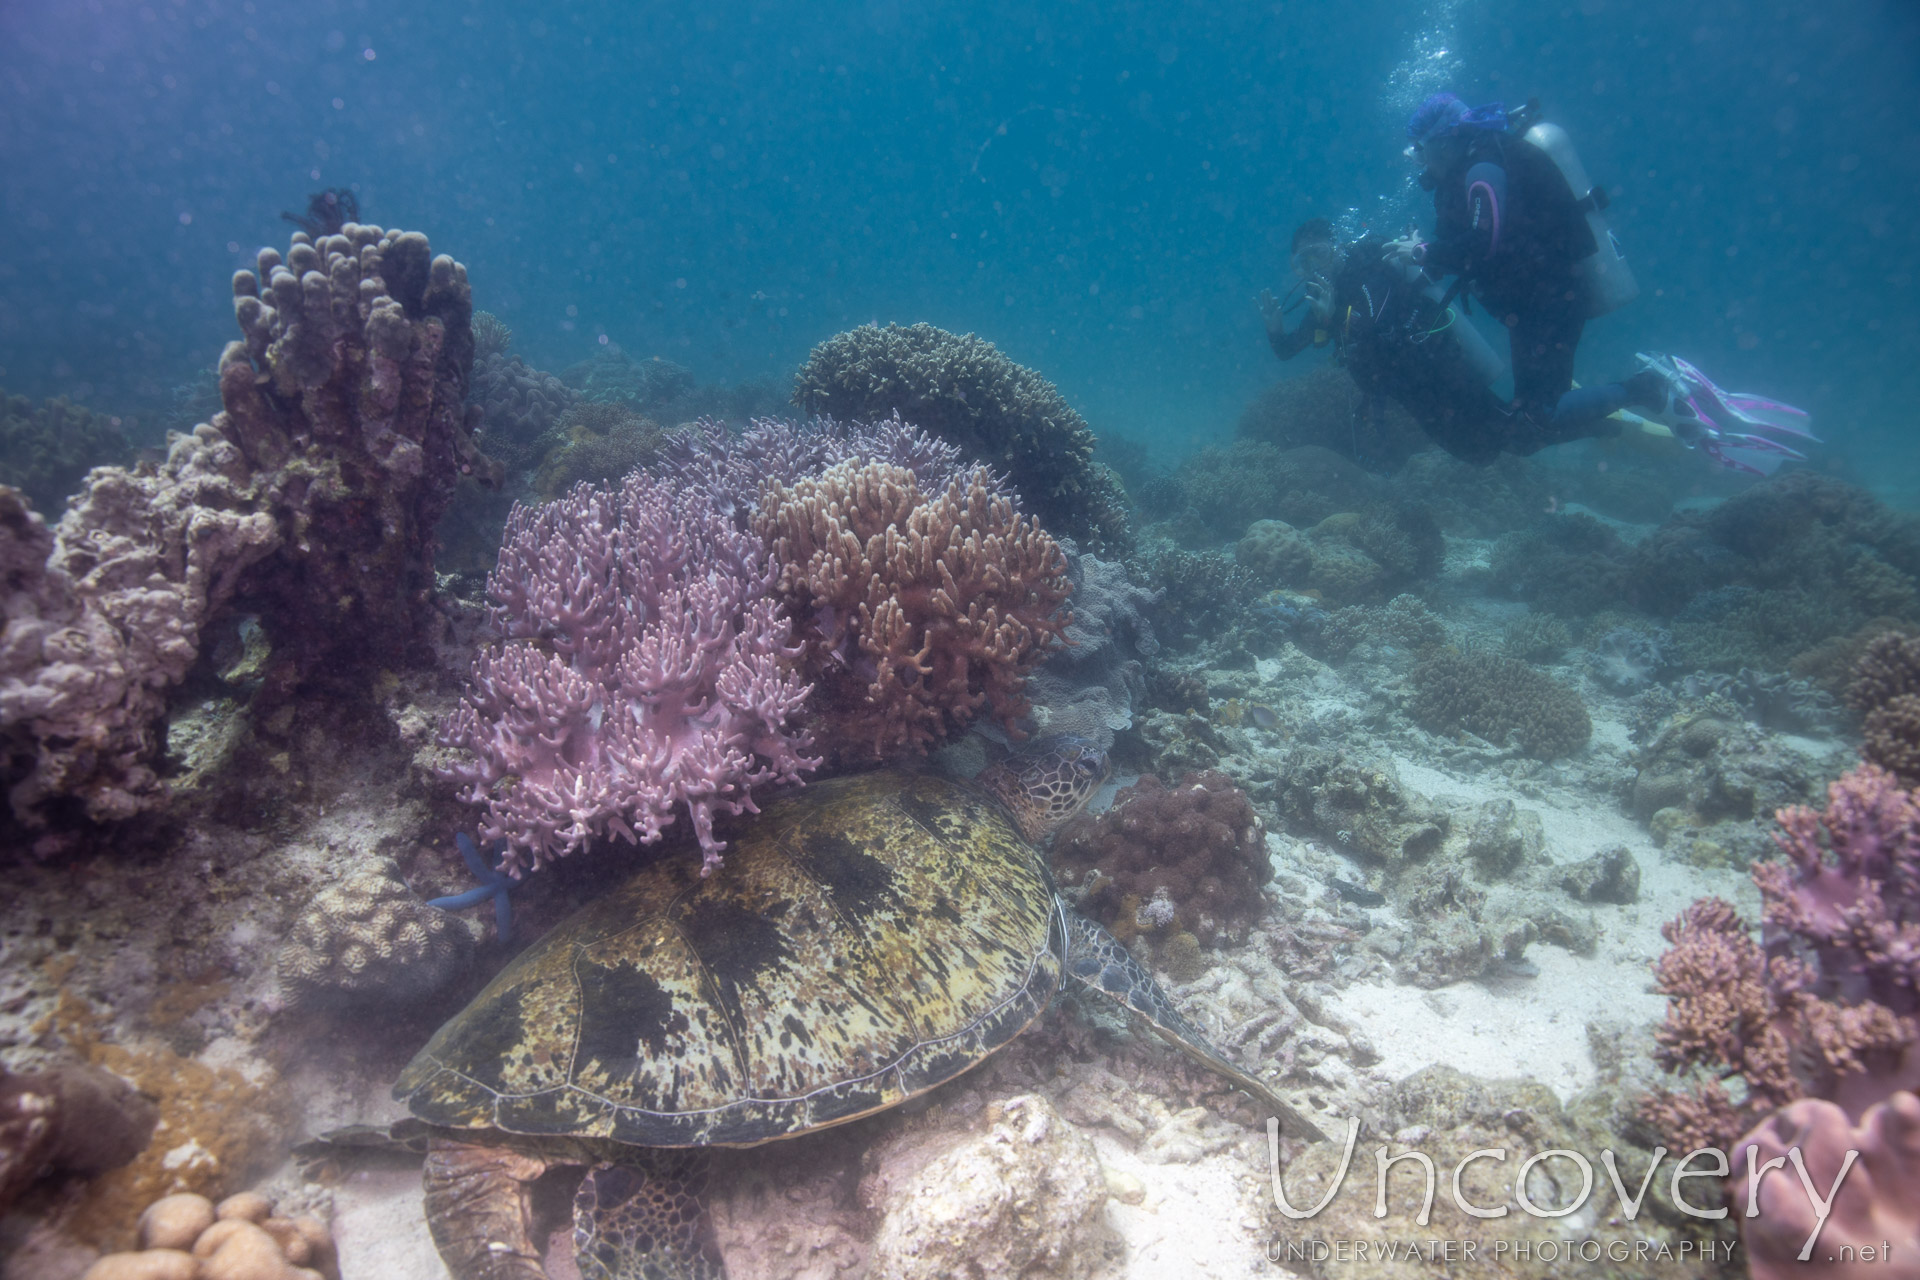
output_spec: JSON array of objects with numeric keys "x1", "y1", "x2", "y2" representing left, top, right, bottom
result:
[{"x1": 391, "y1": 739, "x2": 1325, "y2": 1279}]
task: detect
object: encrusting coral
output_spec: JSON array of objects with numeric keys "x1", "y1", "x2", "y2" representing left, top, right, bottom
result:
[
  {"x1": 755, "y1": 459, "x2": 1072, "y2": 762},
  {"x1": 1052, "y1": 770, "x2": 1272, "y2": 954},
  {"x1": 0, "y1": 224, "x2": 490, "y2": 833},
  {"x1": 1408, "y1": 648, "x2": 1591, "y2": 760},
  {"x1": 793, "y1": 322, "x2": 1131, "y2": 554}
]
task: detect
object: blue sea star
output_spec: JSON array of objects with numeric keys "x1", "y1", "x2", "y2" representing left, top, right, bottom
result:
[{"x1": 427, "y1": 833, "x2": 518, "y2": 942}]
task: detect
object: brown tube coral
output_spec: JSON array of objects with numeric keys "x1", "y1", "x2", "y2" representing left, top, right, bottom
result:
[{"x1": 755, "y1": 461, "x2": 1072, "y2": 762}]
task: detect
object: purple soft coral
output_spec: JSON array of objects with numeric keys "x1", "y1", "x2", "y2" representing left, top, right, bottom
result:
[
  {"x1": 438, "y1": 471, "x2": 816, "y2": 876},
  {"x1": 1759, "y1": 765, "x2": 1920, "y2": 1024}
]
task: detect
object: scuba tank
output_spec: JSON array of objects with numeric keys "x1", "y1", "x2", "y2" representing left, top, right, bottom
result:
[
  {"x1": 1384, "y1": 253, "x2": 1507, "y2": 387},
  {"x1": 1508, "y1": 100, "x2": 1639, "y2": 317}
]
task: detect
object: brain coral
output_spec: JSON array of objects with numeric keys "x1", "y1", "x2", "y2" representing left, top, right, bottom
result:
[
  {"x1": 1409, "y1": 649, "x2": 1592, "y2": 760},
  {"x1": 1052, "y1": 770, "x2": 1271, "y2": 950},
  {"x1": 276, "y1": 859, "x2": 474, "y2": 1009},
  {"x1": 793, "y1": 322, "x2": 1131, "y2": 553}
]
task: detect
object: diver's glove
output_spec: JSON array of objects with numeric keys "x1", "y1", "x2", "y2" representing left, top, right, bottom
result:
[
  {"x1": 1257, "y1": 288, "x2": 1288, "y2": 341},
  {"x1": 1303, "y1": 280, "x2": 1335, "y2": 326},
  {"x1": 1383, "y1": 236, "x2": 1425, "y2": 271}
]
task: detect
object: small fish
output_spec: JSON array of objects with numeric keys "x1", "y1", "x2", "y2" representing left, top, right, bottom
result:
[
  {"x1": 1246, "y1": 704, "x2": 1279, "y2": 731},
  {"x1": 1329, "y1": 877, "x2": 1385, "y2": 908}
]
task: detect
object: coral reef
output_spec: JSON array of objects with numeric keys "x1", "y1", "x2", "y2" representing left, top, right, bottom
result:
[
  {"x1": 1140, "y1": 547, "x2": 1258, "y2": 652},
  {"x1": 1408, "y1": 649, "x2": 1592, "y2": 760},
  {"x1": 1052, "y1": 770, "x2": 1272, "y2": 951},
  {"x1": 756, "y1": 460, "x2": 1071, "y2": 762},
  {"x1": 438, "y1": 468, "x2": 815, "y2": 873},
  {"x1": 0, "y1": 1061, "x2": 157, "y2": 1214},
  {"x1": 793, "y1": 322, "x2": 1131, "y2": 553},
  {"x1": 1236, "y1": 519, "x2": 1314, "y2": 585},
  {"x1": 1022, "y1": 550, "x2": 1158, "y2": 749},
  {"x1": 1158, "y1": 441, "x2": 1376, "y2": 539},
  {"x1": 1, "y1": 224, "x2": 488, "y2": 832},
  {"x1": 1629, "y1": 706, "x2": 1827, "y2": 866},
  {"x1": 531, "y1": 401, "x2": 667, "y2": 498},
  {"x1": 859, "y1": 1093, "x2": 1115, "y2": 1280},
  {"x1": 1587, "y1": 625, "x2": 1671, "y2": 693},
  {"x1": 275, "y1": 859, "x2": 475, "y2": 1009},
  {"x1": 560, "y1": 347, "x2": 697, "y2": 414},
  {"x1": 0, "y1": 391, "x2": 129, "y2": 515},
  {"x1": 1315, "y1": 594, "x2": 1446, "y2": 665},
  {"x1": 1732, "y1": 1092, "x2": 1920, "y2": 1280},
  {"x1": 1488, "y1": 513, "x2": 1627, "y2": 617},
  {"x1": 1677, "y1": 667, "x2": 1842, "y2": 735},
  {"x1": 1387, "y1": 449, "x2": 1553, "y2": 537},
  {"x1": 1274, "y1": 746, "x2": 1450, "y2": 868},
  {"x1": 1500, "y1": 611, "x2": 1572, "y2": 663},
  {"x1": 1235, "y1": 364, "x2": 1427, "y2": 471},
  {"x1": 1275, "y1": 1066, "x2": 1714, "y2": 1280},
  {"x1": 468, "y1": 334, "x2": 578, "y2": 477},
  {"x1": 1641, "y1": 766, "x2": 1919, "y2": 1155},
  {"x1": 87, "y1": 1189, "x2": 340, "y2": 1280},
  {"x1": 1851, "y1": 631, "x2": 1920, "y2": 784}
]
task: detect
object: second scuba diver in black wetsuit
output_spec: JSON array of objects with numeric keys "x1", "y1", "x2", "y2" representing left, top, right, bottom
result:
[
  {"x1": 1396, "y1": 93, "x2": 1670, "y2": 446},
  {"x1": 1258, "y1": 219, "x2": 1521, "y2": 465}
]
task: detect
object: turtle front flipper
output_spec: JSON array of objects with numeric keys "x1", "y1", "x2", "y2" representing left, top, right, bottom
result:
[
  {"x1": 423, "y1": 1135, "x2": 556, "y2": 1280},
  {"x1": 573, "y1": 1149, "x2": 725, "y2": 1280},
  {"x1": 1061, "y1": 908, "x2": 1330, "y2": 1144}
]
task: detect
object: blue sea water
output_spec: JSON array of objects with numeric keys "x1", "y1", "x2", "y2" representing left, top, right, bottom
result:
[{"x1": 3, "y1": 0, "x2": 1916, "y2": 489}]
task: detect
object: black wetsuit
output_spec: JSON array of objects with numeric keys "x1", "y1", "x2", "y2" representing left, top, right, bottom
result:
[
  {"x1": 1271, "y1": 236, "x2": 1515, "y2": 464},
  {"x1": 1420, "y1": 130, "x2": 1624, "y2": 440}
]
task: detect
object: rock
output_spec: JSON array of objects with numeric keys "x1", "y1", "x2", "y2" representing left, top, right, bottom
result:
[
  {"x1": 1464, "y1": 798, "x2": 1546, "y2": 879},
  {"x1": 138, "y1": 1193, "x2": 217, "y2": 1250},
  {"x1": 81, "y1": 1252, "x2": 200, "y2": 1280},
  {"x1": 1557, "y1": 845, "x2": 1641, "y2": 904},
  {"x1": 1103, "y1": 1167, "x2": 1146, "y2": 1206},
  {"x1": 861, "y1": 1093, "x2": 1116, "y2": 1280}
]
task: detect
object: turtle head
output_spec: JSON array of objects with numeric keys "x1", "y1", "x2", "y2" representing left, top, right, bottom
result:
[{"x1": 978, "y1": 735, "x2": 1111, "y2": 844}]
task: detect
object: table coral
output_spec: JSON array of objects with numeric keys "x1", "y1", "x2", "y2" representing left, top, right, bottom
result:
[
  {"x1": 793, "y1": 322, "x2": 1131, "y2": 554},
  {"x1": 1052, "y1": 770, "x2": 1272, "y2": 951},
  {"x1": 755, "y1": 459, "x2": 1071, "y2": 762}
]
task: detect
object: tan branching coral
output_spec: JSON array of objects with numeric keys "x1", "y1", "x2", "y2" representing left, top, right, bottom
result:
[{"x1": 755, "y1": 461, "x2": 1072, "y2": 761}]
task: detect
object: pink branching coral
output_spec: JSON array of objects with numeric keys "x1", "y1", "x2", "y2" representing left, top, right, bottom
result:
[
  {"x1": 753, "y1": 460, "x2": 1072, "y2": 762},
  {"x1": 1642, "y1": 765, "x2": 1920, "y2": 1154},
  {"x1": 437, "y1": 472, "x2": 816, "y2": 875}
]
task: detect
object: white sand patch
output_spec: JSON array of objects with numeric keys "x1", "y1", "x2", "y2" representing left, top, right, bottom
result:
[
  {"x1": 331, "y1": 1164, "x2": 448, "y2": 1279},
  {"x1": 1328, "y1": 758, "x2": 1754, "y2": 1101}
]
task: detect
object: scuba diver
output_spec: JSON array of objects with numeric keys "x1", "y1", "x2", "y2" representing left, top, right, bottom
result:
[
  {"x1": 1394, "y1": 93, "x2": 1668, "y2": 444},
  {"x1": 1393, "y1": 93, "x2": 1818, "y2": 471},
  {"x1": 1258, "y1": 218, "x2": 1522, "y2": 465}
]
